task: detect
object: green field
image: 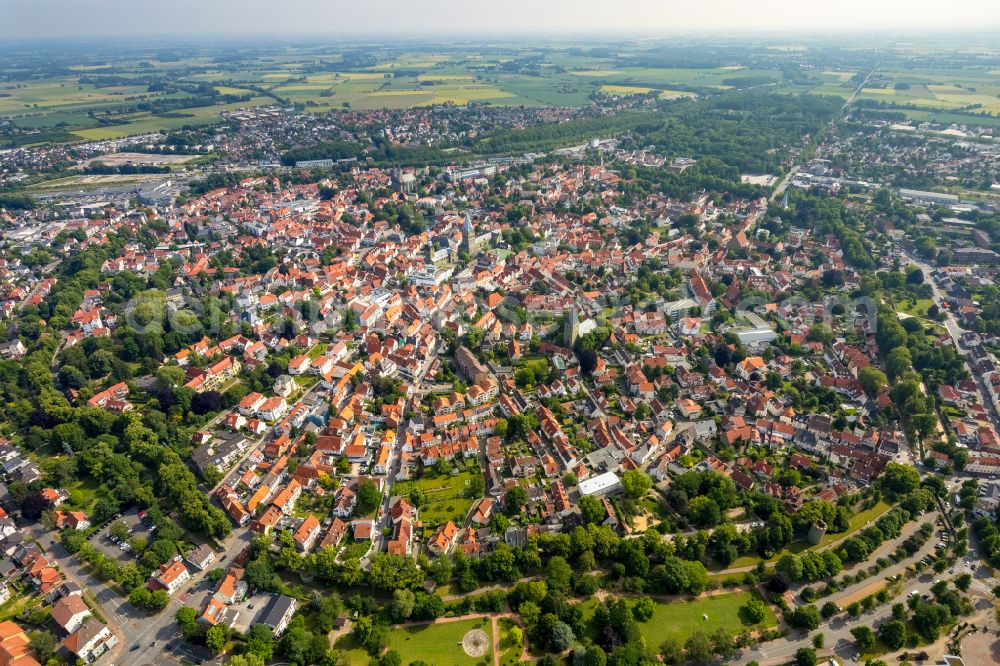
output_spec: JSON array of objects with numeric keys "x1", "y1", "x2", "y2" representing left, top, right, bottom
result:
[
  {"x1": 579, "y1": 591, "x2": 776, "y2": 645},
  {"x1": 6, "y1": 42, "x2": 1000, "y2": 144},
  {"x1": 638, "y1": 592, "x2": 777, "y2": 644},
  {"x1": 396, "y1": 467, "x2": 481, "y2": 534},
  {"x1": 724, "y1": 501, "x2": 892, "y2": 570},
  {"x1": 335, "y1": 618, "x2": 494, "y2": 665},
  {"x1": 388, "y1": 618, "x2": 493, "y2": 665},
  {"x1": 70, "y1": 96, "x2": 274, "y2": 140},
  {"x1": 0, "y1": 46, "x2": 807, "y2": 142}
]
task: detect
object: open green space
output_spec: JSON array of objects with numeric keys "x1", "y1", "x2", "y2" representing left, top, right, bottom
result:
[
  {"x1": 396, "y1": 467, "x2": 481, "y2": 534},
  {"x1": 335, "y1": 618, "x2": 494, "y2": 665},
  {"x1": 724, "y1": 501, "x2": 892, "y2": 570},
  {"x1": 636, "y1": 592, "x2": 777, "y2": 644},
  {"x1": 578, "y1": 591, "x2": 776, "y2": 646},
  {"x1": 387, "y1": 618, "x2": 493, "y2": 665}
]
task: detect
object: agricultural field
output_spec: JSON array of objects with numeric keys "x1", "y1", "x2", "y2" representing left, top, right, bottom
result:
[
  {"x1": 5, "y1": 42, "x2": 1000, "y2": 144},
  {"x1": 600, "y1": 84, "x2": 696, "y2": 99},
  {"x1": 571, "y1": 65, "x2": 781, "y2": 90},
  {"x1": 851, "y1": 64, "x2": 1000, "y2": 123}
]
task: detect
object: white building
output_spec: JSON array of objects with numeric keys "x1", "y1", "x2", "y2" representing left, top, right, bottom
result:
[{"x1": 579, "y1": 471, "x2": 622, "y2": 497}]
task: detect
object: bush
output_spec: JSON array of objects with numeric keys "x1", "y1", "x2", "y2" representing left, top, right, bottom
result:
[
  {"x1": 795, "y1": 647, "x2": 817, "y2": 666},
  {"x1": 743, "y1": 597, "x2": 769, "y2": 624}
]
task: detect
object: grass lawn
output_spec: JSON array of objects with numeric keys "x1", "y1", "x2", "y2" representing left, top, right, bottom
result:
[
  {"x1": 396, "y1": 467, "x2": 481, "y2": 535},
  {"x1": 65, "y1": 476, "x2": 101, "y2": 512},
  {"x1": 578, "y1": 592, "x2": 775, "y2": 645},
  {"x1": 723, "y1": 501, "x2": 893, "y2": 570},
  {"x1": 637, "y1": 592, "x2": 777, "y2": 644},
  {"x1": 387, "y1": 618, "x2": 493, "y2": 666},
  {"x1": 497, "y1": 617, "x2": 523, "y2": 666},
  {"x1": 898, "y1": 298, "x2": 936, "y2": 318},
  {"x1": 818, "y1": 501, "x2": 892, "y2": 548},
  {"x1": 332, "y1": 634, "x2": 374, "y2": 665},
  {"x1": 340, "y1": 541, "x2": 371, "y2": 561}
]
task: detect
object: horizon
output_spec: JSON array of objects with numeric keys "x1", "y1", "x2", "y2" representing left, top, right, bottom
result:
[{"x1": 4, "y1": 0, "x2": 1000, "y2": 40}]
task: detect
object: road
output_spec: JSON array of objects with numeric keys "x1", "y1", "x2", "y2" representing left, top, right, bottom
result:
[
  {"x1": 125, "y1": 525, "x2": 254, "y2": 666},
  {"x1": 29, "y1": 524, "x2": 130, "y2": 662},
  {"x1": 904, "y1": 251, "x2": 1000, "y2": 426},
  {"x1": 731, "y1": 524, "x2": 982, "y2": 666},
  {"x1": 34, "y1": 517, "x2": 253, "y2": 666},
  {"x1": 365, "y1": 346, "x2": 437, "y2": 564},
  {"x1": 766, "y1": 56, "x2": 882, "y2": 208}
]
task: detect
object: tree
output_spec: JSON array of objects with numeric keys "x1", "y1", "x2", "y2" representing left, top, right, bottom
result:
[
  {"x1": 913, "y1": 603, "x2": 952, "y2": 641},
  {"x1": 743, "y1": 597, "x2": 769, "y2": 624},
  {"x1": 579, "y1": 495, "x2": 604, "y2": 525},
  {"x1": 205, "y1": 625, "x2": 226, "y2": 655},
  {"x1": 851, "y1": 626, "x2": 875, "y2": 651},
  {"x1": 820, "y1": 601, "x2": 839, "y2": 618},
  {"x1": 389, "y1": 589, "x2": 415, "y2": 622},
  {"x1": 584, "y1": 644, "x2": 607, "y2": 666},
  {"x1": 858, "y1": 367, "x2": 888, "y2": 395},
  {"x1": 659, "y1": 637, "x2": 684, "y2": 664},
  {"x1": 246, "y1": 624, "x2": 275, "y2": 660},
  {"x1": 812, "y1": 633, "x2": 824, "y2": 649},
  {"x1": 550, "y1": 620, "x2": 575, "y2": 651},
  {"x1": 378, "y1": 650, "x2": 402, "y2": 666},
  {"x1": 633, "y1": 597, "x2": 656, "y2": 622},
  {"x1": 175, "y1": 607, "x2": 202, "y2": 640},
  {"x1": 684, "y1": 630, "x2": 714, "y2": 665},
  {"x1": 688, "y1": 496, "x2": 721, "y2": 528},
  {"x1": 711, "y1": 628, "x2": 734, "y2": 658},
  {"x1": 789, "y1": 605, "x2": 821, "y2": 631},
  {"x1": 881, "y1": 463, "x2": 920, "y2": 495},
  {"x1": 109, "y1": 521, "x2": 129, "y2": 542},
  {"x1": 954, "y1": 573, "x2": 972, "y2": 592},
  {"x1": 795, "y1": 647, "x2": 817, "y2": 666},
  {"x1": 28, "y1": 631, "x2": 57, "y2": 664},
  {"x1": 578, "y1": 348, "x2": 598, "y2": 376},
  {"x1": 228, "y1": 656, "x2": 266, "y2": 666},
  {"x1": 356, "y1": 479, "x2": 381, "y2": 515},
  {"x1": 505, "y1": 486, "x2": 528, "y2": 514},
  {"x1": 547, "y1": 556, "x2": 572, "y2": 593},
  {"x1": 621, "y1": 469, "x2": 652, "y2": 498},
  {"x1": 878, "y1": 620, "x2": 907, "y2": 650}
]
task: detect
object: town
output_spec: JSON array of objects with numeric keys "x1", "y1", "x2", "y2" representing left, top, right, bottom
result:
[{"x1": 0, "y1": 28, "x2": 998, "y2": 666}]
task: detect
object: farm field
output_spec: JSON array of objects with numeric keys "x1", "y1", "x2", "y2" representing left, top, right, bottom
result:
[
  {"x1": 851, "y1": 64, "x2": 1000, "y2": 120},
  {"x1": 5, "y1": 44, "x2": 1000, "y2": 144},
  {"x1": 571, "y1": 65, "x2": 781, "y2": 89},
  {"x1": 70, "y1": 96, "x2": 274, "y2": 140}
]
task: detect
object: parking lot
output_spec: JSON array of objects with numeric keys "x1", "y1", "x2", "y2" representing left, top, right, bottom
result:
[
  {"x1": 227, "y1": 593, "x2": 271, "y2": 633},
  {"x1": 90, "y1": 509, "x2": 157, "y2": 563}
]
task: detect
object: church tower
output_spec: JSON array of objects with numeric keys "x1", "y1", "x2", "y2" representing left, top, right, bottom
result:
[
  {"x1": 462, "y1": 211, "x2": 476, "y2": 255},
  {"x1": 564, "y1": 307, "x2": 580, "y2": 348}
]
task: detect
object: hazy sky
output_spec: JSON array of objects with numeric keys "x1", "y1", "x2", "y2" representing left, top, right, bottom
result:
[{"x1": 3, "y1": 0, "x2": 1000, "y2": 39}]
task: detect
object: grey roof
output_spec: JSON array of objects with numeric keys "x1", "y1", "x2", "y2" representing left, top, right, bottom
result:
[{"x1": 256, "y1": 594, "x2": 295, "y2": 629}]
